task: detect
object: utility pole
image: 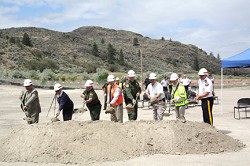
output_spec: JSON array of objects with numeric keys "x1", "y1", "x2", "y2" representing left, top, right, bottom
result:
[{"x1": 140, "y1": 49, "x2": 143, "y2": 90}]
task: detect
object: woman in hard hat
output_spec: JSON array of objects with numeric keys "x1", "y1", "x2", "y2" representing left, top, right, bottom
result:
[
  {"x1": 54, "y1": 83, "x2": 74, "y2": 121},
  {"x1": 80, "y1": 80, "x2": 102, "y2": 121}
]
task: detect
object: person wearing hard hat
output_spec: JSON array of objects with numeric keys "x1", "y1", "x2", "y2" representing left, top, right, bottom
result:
[
  {"x1": 102, "y1": 82, "x2": 109, "y2": 111},
  {"x1": 145, "y1": 73, "x2": 166, "y2": 121},
  {"x1": 106, "y1": 74, "x2": 123, "y2": 122},
  {"x1": 80, "y1": 80, "x2": 102, "y2": 121},
  {"x1": 170, "y1": 73, "x2": 188, "y2": 123},
  {"x1": 54, "y1": 83, "x2": 74, "y2": 121},
  {"x1": 115, "y1": 77, "x2": 123, "y2": 89},
  {"x1": 181, "y1": 74, "x2": 191, "y2": 94},
  {"x1": 123, "y1": 70, "x2": 141, "y2": 120},
  {"x1": 195, "y1": 68, "x2": 214, "y2": 126},
  {"x1": 19, "y1": 79, "x2": 41, "y2": 124}
]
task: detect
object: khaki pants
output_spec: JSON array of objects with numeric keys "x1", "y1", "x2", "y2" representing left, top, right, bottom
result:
[
  {"x1": 152, "y1": 101, "x2": 165, "y2": 121},
  {"x1": 26, "y1": 113, "x2": 39, "y2": 124},
  {"x1": 110, "y1": 104, "x2": 123, "y2": 123},
  {"x1": 175, "y1": 105, "x2": 186, "y2": 121}
]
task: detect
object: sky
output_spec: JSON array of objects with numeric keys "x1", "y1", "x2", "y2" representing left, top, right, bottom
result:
[{"x1": 0, "y1": 0, "x2": 250, "y2": 59}]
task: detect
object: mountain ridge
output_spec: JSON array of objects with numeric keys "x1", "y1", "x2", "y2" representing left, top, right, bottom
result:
[{"x1": 0, "y1": 26, "x2": 221, "y2": 75}]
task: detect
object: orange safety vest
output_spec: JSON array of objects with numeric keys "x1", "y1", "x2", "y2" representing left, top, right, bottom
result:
[{"x1": 107, "y1": 84, "x2": 123, "y2": 107}]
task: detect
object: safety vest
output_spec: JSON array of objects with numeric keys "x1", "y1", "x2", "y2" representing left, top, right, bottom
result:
[
  {"x1": 172, "y1": 83, "x2": 188, "y2": 106},
  {"x1": 107, "y1": 84, "x2": 123, "y2": 107}
]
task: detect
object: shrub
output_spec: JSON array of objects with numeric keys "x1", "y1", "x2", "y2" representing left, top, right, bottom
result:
[
  {"x1": 0, "y1": 69, "x2": 3, "y2": 78},
  {"x1": 82, "y1": 71, "x2": 89, "y2": 80},
  {"x1": 9, "y1": 70, "x2": 25, "y2": 79},
  {"x1": 25, "y1": 70, "x2": 40, "y2": 80},
  {"x1": 40, "y1": 69, "x2": 55, "y2": 83},
  {"x1": 93, "y1": 68, "x2": 109, "y2": 83},
  {"x1": 67, "y1": 74, "x2": 78, "y2": 82}
]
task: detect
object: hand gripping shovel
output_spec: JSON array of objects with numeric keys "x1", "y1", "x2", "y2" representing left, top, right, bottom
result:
[
  {"x1": 126, "y1": 96, "x2": 139, "y2": 114},
  {"x1": 74, "y1": 98, "x2": 88, "y2": 113}
]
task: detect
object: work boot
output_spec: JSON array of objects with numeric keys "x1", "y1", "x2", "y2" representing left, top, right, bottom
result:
[{"x1": 181, "y1": 117, "x2": 186, "y2": 123}]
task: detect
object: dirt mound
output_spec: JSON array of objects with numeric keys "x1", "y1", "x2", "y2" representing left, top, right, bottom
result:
[{"x1": 0, "y1": 120, "x2": 245, "y2": 165}]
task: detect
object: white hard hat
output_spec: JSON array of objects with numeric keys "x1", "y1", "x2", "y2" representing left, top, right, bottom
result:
[
  {"x1": 149, "y1": 73, "x2": 157, "y2": 79},
  {"x1": 115, "y1": 77, "x2": 119, "y2": 81},
  {"x1": 54, "y1": 83, "x2": 63, "y2": 91},
  {"x1": 127, "y1": 70, "x2": 136, "y2": 77},
  {"x1": 107, "y1": 75, "x2": 115, "y2": 82},
  {"x1": 85, "y1": 80, "x2": 93, "y2": 87},
  {"x1": 23, "y1": 79, "x2": 32, "y2": 87},
  {"x1": 170, "y1": 73, "x2": 178, "y2": 81},
  {"x1": 198, "y1": 68, "x2": 208, "y2": 75}
]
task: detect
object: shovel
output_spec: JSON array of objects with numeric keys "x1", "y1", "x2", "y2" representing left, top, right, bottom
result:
[
  {"x1": 74, "y1": 98, "x2": 88, "y2": 113},
  {"x1": 126, "y1": 95, "x2": 139, "y2": 113}
]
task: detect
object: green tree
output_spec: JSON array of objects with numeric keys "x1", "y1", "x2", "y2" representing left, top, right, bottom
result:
[
  {"x1": 9, "y1": 37, "x2": 15, "y2": 44},
  {"x1": 133, "y1": 37, "x2": 139, "y2": 46},
  {"x1": 22, "y1": 32, "x2": 33, "y2": 47},
  {"x1": 118, "y1": 49, "x2": 125, "y2": 65},
  {"x1": 161, "y1": 37, "x2": 165, "y2": 41},
  {"x1": 209, "y1": 52, "x2": 214, "y2": 56},
  {"x1": 193, "y1": 56, "x2": 199, "y2": 71},
  {"x1": 107, "y1": 43, "x2": 116, "y2": 64},
  {"x1": 101, "y1": 38, "x2": 105, "y2": 44},
  {"x1": 217, "y1": 54, "x2": 221, "y2": 61},
  {"x1": 92, "y1": 42, "x2": 99, "y2": 57}
]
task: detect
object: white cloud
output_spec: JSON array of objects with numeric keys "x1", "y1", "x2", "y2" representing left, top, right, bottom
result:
[{"x1": 0, "y1": 0, "x2": 250, "y2": 58}]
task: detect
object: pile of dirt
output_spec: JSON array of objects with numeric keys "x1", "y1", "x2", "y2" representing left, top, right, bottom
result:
[{"x1": 0, "y1": 120, "x2": 245, "y2": 165}]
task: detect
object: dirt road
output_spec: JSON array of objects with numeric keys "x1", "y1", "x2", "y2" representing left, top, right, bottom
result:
[{"x1": 0, "y1": 85, "x2": 249, "y2": 166}]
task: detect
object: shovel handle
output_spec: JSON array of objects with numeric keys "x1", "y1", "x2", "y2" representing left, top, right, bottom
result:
[
  {"x1": 20, "y1": 99, "x2": 27, "y2": 112},
  {"x1": 133, "y1": 95, "x2": 139, "y2": 108}
]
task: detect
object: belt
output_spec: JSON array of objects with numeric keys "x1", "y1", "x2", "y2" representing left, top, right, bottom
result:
[{"x1": 159, "y1": 98, "x2": 165, "y2": 102}]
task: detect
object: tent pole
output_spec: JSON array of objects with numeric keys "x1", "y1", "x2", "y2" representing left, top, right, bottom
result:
[{"x1": 220, "y1": 68, "x2": 223, "y2": 114}]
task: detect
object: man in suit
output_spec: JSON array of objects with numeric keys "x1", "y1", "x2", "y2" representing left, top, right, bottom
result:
[
  {"x1": 20, "y1": 79, "x2": 41, "y2": 124},
  {"x1": 54, "y1": 83, "x2": 74, "y2": 121}
]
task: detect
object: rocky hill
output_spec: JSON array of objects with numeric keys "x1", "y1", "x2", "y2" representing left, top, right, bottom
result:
[{"x1": 0, "y1": 26, "x2": 221, "y2": 75}]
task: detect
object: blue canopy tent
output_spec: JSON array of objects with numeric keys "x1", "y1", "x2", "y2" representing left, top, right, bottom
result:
[
  {"x1": 220, "y1": 48, "x2": 250, "y2": 112},
  {"x1": 221, "y1": 48, "x2": 250, "y2": 68}
]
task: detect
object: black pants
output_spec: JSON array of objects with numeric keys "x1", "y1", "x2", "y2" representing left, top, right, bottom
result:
[
  {"x1": 63, "y1": 110, "x2": 73, "y2": 121},
  {"x1": 125, "y1": 100, "x2": 138, "y2": 121},
  {"x1": 128, "y1": 103, "x2": 138, "y2": 120},
  {"x1": 201, "y1": 97, "x2": 214, "y2": 125},
  {"x1": 89, "y1": 105, "x2": 101, "y2": 121},
  {"x1": 169, "y1": 85, "x2": 172, "y2": 94},
  {"x1": 163, "y1": 86, "x2": 168, "y2": 92},
  {"x1": 103, "y1": 94, "x2": 107, "y2": 110},
  {"x1": 184, "y1": 85, "x2": 189, "y2": 93}
]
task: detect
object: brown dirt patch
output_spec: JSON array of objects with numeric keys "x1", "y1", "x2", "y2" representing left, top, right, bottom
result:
[{"x1": 0, "y1": 120, "x2": 245, "y2": 165}]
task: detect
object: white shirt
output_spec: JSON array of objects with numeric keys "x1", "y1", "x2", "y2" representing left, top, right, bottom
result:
[
  {"x1": 108, "y1": 87, "x2": 122, "y2": 105},
  {"x1": 161, "y1": 79, "x2": 169, "y2": 87},
  {"x1": 198, "y1": 77, "x2": 213, "y2": 99},
  {"x1": 182, "y1": 77, "x2": 191, "y2": 86},
  {"x1": 146, "y1": 82, "x2": 165, "y2": 100}
]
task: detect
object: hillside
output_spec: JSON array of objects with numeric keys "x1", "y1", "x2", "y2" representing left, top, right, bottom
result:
[{"x1": 0, "y1": 26, "x2": 221, "y2": 75}]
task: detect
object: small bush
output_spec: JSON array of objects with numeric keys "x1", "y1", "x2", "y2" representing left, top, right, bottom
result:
[
  {"x1": 67, "y1": 74, "x2": 78, "y2": 82},
  {"x1": 25, "y1": 70, "x2": 40, "y2": 80},
  {"x1": 9, "y1": 70, "x2": 25, "y2": 79},
  {"x1": 40, "y1": 69, "x2": 55, "y2": 83},
  {"x1": 93, "y1": 68, "x2": 109, "y2": 83},
  {"x1": 82, "y1": 71, "x2": 89, "y2": 80}
]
